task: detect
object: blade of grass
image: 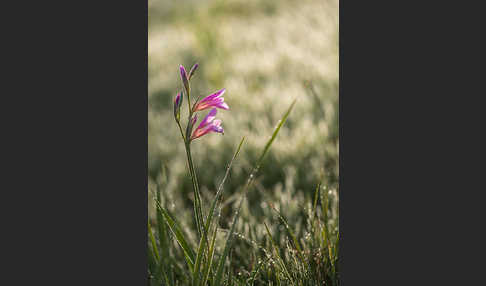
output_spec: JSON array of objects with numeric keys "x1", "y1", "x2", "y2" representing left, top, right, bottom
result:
[
  {"x1": 312, "y1": 181, "x2": 321, "y2": 219},
  {"x1": 148, "y1": 220, "x2": 160, "y2": 262},
  {"x1": 201, "y1": 222, "x2": 218, "y2": 286},
  {"x1": 310, "y1": 181, "x2": 322, "y2": 249},
  {"x1": 320, "y1": 186, "x2": 330, "y2": 249},
  {"x1": 154, "y1": 185, "x2": 172, "y2": 284},
  {"x1": 207, "y1": 137, "x2": 245, "y2": 236},
  {"x1": 321, "y1": 186, "x2": 329, "y2": 227},
  {"x1": 155, "y1": 185, "x2": 169, "y2": 254},
  {"x1": 193, "y1": 137, "x2": 245, "y2": 286},
  {"x1": 147, "y1": 245, "x2": 157, "y2": 282},
  {"x1": 256, "y1": 99, "x2": 297, "y2": 171},
  {"x1": 263, "y1": 222, "x2": 294, "y2": 285},
  {"x1": 269, "y1": 205, "x2": 305, "y2": 263},
  {"x1": 213, "y1": 192, "x2": 245, "y2": 286},
  {"x1": 213, "y1": 99, "x2": 297, "y2": 286},
  {"x1": 148, "y1": 220, "x2": 167, "y2": 284},
  {"x1": 248, "y1": 257, "x2": 266, "y2": 285},
  {"x1": 155, "y1": 199, "x2": 196, "y2": 272}
]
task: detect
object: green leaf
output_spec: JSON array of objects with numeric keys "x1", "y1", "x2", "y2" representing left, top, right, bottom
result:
[
  {"x1": 201, "y1": 223, "x2": 218, "y2": 286},
  {"x1": 155, "y1": 185, "x2": 169, "y2": 255},
  {"x1": 213, "y1": 193, "x2": 245, "y2": 286},
  {"x1": 148, "y1": 220, "x2": 160, "y2": 262},
  {"x1": 270, "y1": 205, "x2": 305, "y2": 263},
  {"x1": 264, "y1": 222, "x2": 294, "y2": 285},
  {"x1": 155, "y1": 200, "x2": 196, "y2": 272}
]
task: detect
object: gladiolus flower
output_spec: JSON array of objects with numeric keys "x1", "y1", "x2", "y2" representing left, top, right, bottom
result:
[
  {"x1": 193, "y1": 88, "x2": 229, "y2": 112},
  {"x1": 191, "y1": 108, "x2": 224, "y2": 140}
]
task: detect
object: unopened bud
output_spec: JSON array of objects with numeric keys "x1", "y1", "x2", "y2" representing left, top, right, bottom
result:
[
  {"x1": 173, "y1": 92, "x2": 182, "y2": 122},
  {"x1": 179, "y1": 65, "x2": 190, "y2": 97},
  {"x1": 188, "y1": 63, "x2": 199, "y2": 80}
]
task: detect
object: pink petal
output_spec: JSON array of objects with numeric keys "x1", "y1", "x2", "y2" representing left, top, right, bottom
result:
[
  {"x1": 179, "y1": 65, "x2": 187, "y2": 80},
  {"x1": 216, "y1": 102, "x2": 229, "y2": 110},
  {"x1": 212, "y1": 119, "x2": 222, "y2": 127},
  {"x1": 200, "y1": 88, "x2": 226, "y2": 103},
  {"x1": 196, "y1": 108, "x2": 217, "y2": 130}
]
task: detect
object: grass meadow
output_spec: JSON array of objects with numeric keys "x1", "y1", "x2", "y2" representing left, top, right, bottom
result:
[{"x1": 148, "y1": 0, "x2": 339, "y2": 284}]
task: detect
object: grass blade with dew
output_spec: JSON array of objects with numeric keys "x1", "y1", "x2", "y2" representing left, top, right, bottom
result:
[
  {"x1": 148, "y1": 220, "x2": 168, "y2": 284},
  {"x1": 201, "y1": 221, "x2": 218, "y2": 286},
  {"x1": 312, "y1": 181, "x2": 321, "y2": 219},
  {"x1": 256, "y1": 99, "x2": 296, "y2": 171},
  {"x1": 148, "y1": 220, "x2": 160, "y2": 262},
  {"x1": 155, "y1": 185, "x2": 171, "y2": 275},
  {"x1": 264, "y1": 221, "x2": 295, "y2": 285},
  {"x1": 149, "y1": 185, "x2": 173, "y2": 284},
  {"x1": 248, "y1": 257, "x2": 267, "y2": 285},
  {"x1": 213, "y1": 190, "x2": 245, "y2": 286},
  {"x1": 319, "y1": 185, "x2": 339, "y2": 284},
  {"x1": 147, "y1": 245, "x2": 157, "y2": 282},
  {"x1": 310, "y1": 181, "x2": 322, "y2": 248},
  {"x1": 150, "y1": 186, "x2": 173, "y2": 275},
  {"x1": 193, "y1": 137, "x2": 246, "y2": 286},
  {"x1": 155, "y1": 199, "x2": 196, "y2": 272},
  {"x1": 155, "y1": 179, "x2": 170, "y2": 255},
  {"x1": 320, "y1": 186, "x2": 330, "y2": 249},
  {"x1": 213, "y1": 99, "x2": 297, "y2": 286},
  {"x1": 269, "y1": 204, "x2": 305, "y2": 264}
]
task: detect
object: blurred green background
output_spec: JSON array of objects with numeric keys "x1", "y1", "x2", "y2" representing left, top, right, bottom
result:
[{"x1": 148, "y1": 0, "x2": 339, "y2": 219}]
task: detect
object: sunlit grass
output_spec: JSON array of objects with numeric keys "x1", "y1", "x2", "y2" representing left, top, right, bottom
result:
[{"x1": 148, "y1": 0, "x2": 339, "y2": 284}]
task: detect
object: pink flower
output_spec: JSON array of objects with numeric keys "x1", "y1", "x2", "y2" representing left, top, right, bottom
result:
[
  {"x1": 193, "y1": 88, "x2": 229, "y2": 112},
  {"x1": 191, "y1": 108, "x2": 224, "y2": 140}
]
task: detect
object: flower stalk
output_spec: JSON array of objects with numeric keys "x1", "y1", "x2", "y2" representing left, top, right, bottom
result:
[
  {"x1": 174, "y1": 63, "x2": 229, "y2": 246},
  {"x1": 184, "y1": 141, "x2": 205, "y2": 238},
  {"x1": 174, "y1": 63, "x2": 227, "y2": 241}
]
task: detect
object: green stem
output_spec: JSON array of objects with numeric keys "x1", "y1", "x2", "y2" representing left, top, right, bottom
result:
[
  {"x1": 177, "y1": 122, "x2": 185, "y2": 142},
  {"x1": 184, "y1": 142, "x2": 204, "y2": 238}
]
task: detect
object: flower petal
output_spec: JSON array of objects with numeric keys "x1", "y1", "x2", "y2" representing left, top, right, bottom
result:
[
  {"x1": 190, "y1": 111, "x2": 224, "y2": 140},
  {"x1": 196, "y1": 108, "x2": 217, "y2": 130},
  {"x1": 180, "y1": 65, "x2": 190, "y2": 94},
  {"x1": 216, "y1": 102, "x2": 229, "y2": 110},
  {"x1": 179, "y1": 65, "x2": 187, "y2": 81},
  {"x1": 200, "y1": 88, "x2": 226, "y2": 103},
  {"x1": 188, "y1": 63, "x2": 199, "y2": 80},
  {"x1": 193, "y1": 89, "x2": 229, "y2": 112}
]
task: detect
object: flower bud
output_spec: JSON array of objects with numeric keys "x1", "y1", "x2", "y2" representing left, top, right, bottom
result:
[
  {"x1": 173, "y1": 92, "x2": 182, "y2": 122},
  {"x1": 179, "y1": 65, "x2": 190, "y2": 97},
  {"x1": 188, "y1": 63, "x2": 199, "y2": 80}
]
